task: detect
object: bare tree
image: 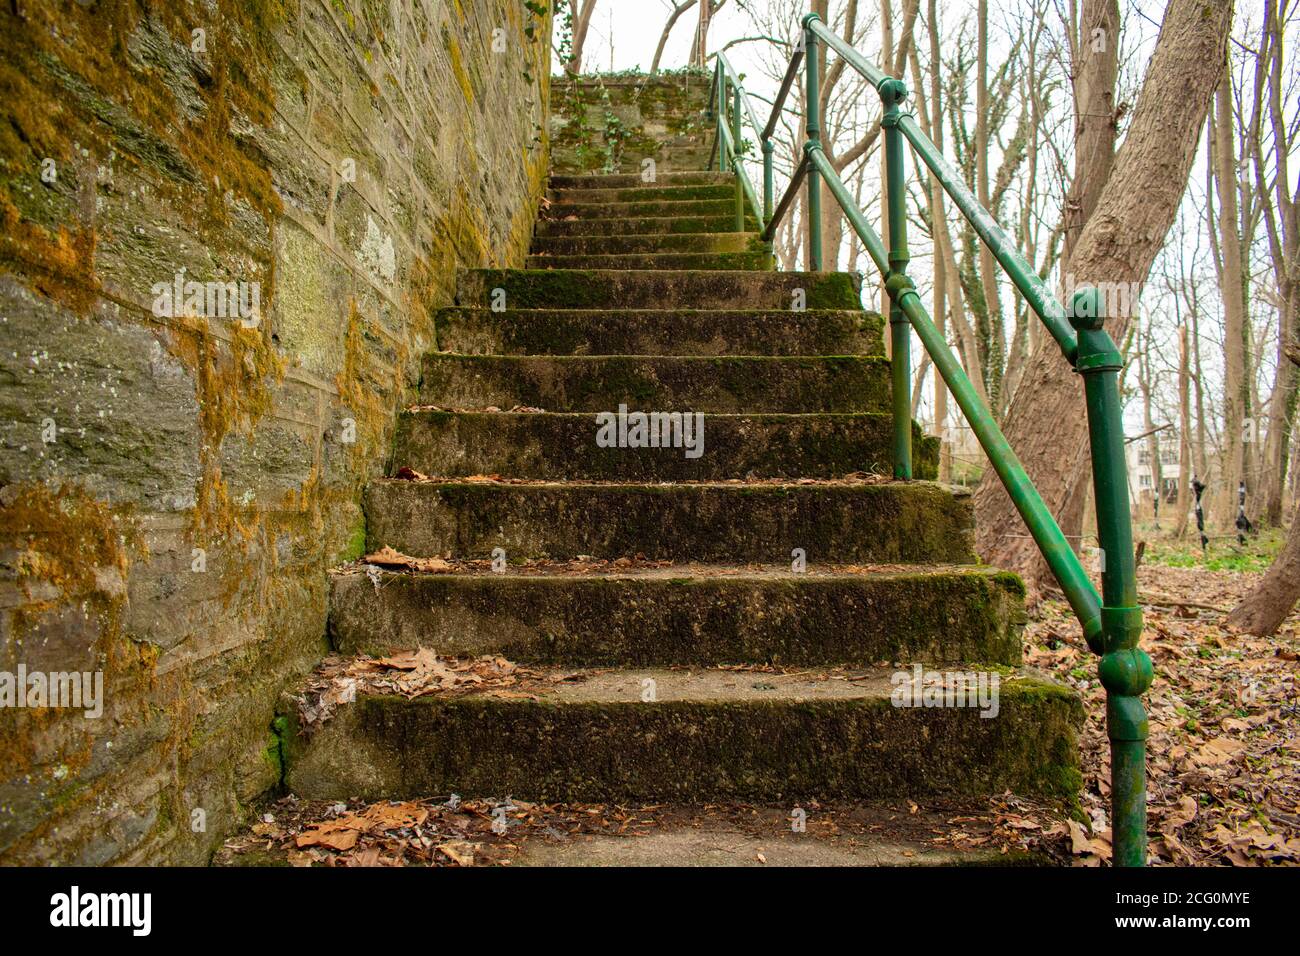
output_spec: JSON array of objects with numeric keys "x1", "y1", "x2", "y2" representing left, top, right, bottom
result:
[
  {"x1": 652, "y1": 1, "x2": 700, "y2": 74},
  {"x1": 564, "y1": 0, "x2": 600, "y2": 75},
  {"x1": 972, "y1": 0, "x2": 1233, "y2": 595},
  {"x1": 1229, "y1": 0, "x2": 1300, "y2": 633}
]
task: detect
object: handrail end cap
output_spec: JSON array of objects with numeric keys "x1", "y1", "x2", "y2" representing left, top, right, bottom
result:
[{"x1": 1067, "y1": 286, "x2": 1107, "y2": 332}]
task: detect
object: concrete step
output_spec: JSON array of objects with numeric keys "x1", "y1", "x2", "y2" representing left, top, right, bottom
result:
[
  {"x1": 535, "y1": 214, "x2": 746, "y2": 237},
  {"x1": 526, "y1": 251, "x2": 774, "y2": 271},
  {"x1": 546, "y1": 198, "x2": 752, "y2": 220},
  {"x1": 329, "y1": 563, "x2": 1025, "y2": 664},
  {"x1": 392, "y1": 411, "x2": 936, "y2": 480},
  {"x1": 456, "y1": 269, "x2": 862, "y2": 310},
  {"x1": 281, "y1": 665, "x2": 1082, "y2": 804},
  {"x1": 417, "y1": 355, "x2": 891, "y2": 413},
  {"x1": 362, "y1": 479, "x2": 976, "y2": 564},
  {"x1": 548, "y1": 171, "x2": 732, "y2": 190},
  {"x1": 433, "y1": 308, "x2": 883, "y2": 356},
  {"x1": 548, "y1": 183, "x2": 736, "y2": 203},
  {"x1": 553, "y1": 150, "x2": 712, "y2": 175},
  {"x1": 530, "y1": 232, "x2": 761, "y2": 256},
  {"x1": 214, "y1": 797, "x2": 1058, "y2": 867},
  {"x1": 511, "y1": 814, "x2": 1041, "y2": 867}
]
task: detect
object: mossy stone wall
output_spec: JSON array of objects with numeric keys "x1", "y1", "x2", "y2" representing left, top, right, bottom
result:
[{"x1": 0, "y1": 0, "x2": 549, "y2": 864}]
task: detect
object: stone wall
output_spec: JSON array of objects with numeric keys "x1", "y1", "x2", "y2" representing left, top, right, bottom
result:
[
  {"x1": 0, "y1": 0, "x2": 550, "y2": 865},
  {"x1": 549, "y1": 71, "x2": 713, "y2": 174}
]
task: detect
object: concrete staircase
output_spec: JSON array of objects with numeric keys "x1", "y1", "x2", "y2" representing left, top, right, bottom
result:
[{"x1": 278, "y1": 75, "x2": 1082, "y2": 860}]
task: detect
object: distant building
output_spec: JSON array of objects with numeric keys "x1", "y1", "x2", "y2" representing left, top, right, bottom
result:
[{"x1": 1126, "y1": 436, "x2": 1181, "y2": 514}]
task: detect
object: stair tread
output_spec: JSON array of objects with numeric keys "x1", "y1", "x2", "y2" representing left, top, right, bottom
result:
[
  {"x1": 512, "y1": 817, "x2": 1029, "y2": 867},
  {"x1": 369, "y1": 475, "x2": 954, "y2": 488},
  {"x1": 536, "y1": 215, "x2": 754, "y2": 236},
  {"x1": 317, "y1": 663, "x2": 1061, "y2": 704},
  {"x1": 401, "y1": 409, "x2": 897, "y2": 418},
  {"x1": 334, "y1": 560, "x2": 1005, "y2": 580},
  {"x1": 215, "y1": 796, "x2": 1058, "y2": 867},
  {"x1": 527, "y1": 252, "x2": 772, "y2": 270},
  {"x1": 548, "y1": 171, "x2": 733, "y2": 188}
]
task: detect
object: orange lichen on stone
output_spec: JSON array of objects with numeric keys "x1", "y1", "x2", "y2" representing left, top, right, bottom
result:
[
  {"x1": 168, "y1": 311, "x2": 286, "y2": 544},
  {"x1": 0, "y1": 193, "x2": 98, "y2": 314}
]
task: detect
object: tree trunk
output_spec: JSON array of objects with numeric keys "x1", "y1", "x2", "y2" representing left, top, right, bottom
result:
[
  {"x1": 693, "y1": 0, "x2": 712, "y2": 67},
  {"x1": 1227, "y1": 502, "x2": 1300, "y2": 634},
  {"x1": 1061, "y1": 0, "x2": 1120, "y2": 270},
  {"x1": 651, "y1": 0, "x2": 697, "y2": 75},
  {"x1": 1173, "y1": 322, "x2": 1193, "y2": 538},
  {"x1": 928, "y1": 0, "x2": 951, "y2": 482},
  {"x1": 972, "y1": 0, "x2": 1233, "y2": 595},
  {"x1": 1256, "y1": 0, "x2": 1300, "y2": 526},
  {"x1": 907, "y1": 40, "x2": 988, "y2": 407},
  {"x1": 974, "y1": 0, "x2": 1005, "y2": 408},
  {"x1": 1227, "y1": 0, "x2": 1300, "y2": 623},
  {"x1": 566, "y1": 0, "x2": 599, "y2": 75},
  {"x1": 1210, "y1": 72, "x2": 1251, "y2": 531}
]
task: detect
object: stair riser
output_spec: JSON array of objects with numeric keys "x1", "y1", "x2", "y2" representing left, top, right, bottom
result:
[
  {"x1": 548, "y1": 172, "x2": 731, "y2": 189},
  {"x1": 550, "y1": 149, "x2": 714, "y2": 174},
  {"x1": 548, "y1": 184, "x2": 736, "y2": 203},
  {"x1": 329, "y1": 571, "x2": 1025, "y2": 664},
  {"x1": 393, "y1": 412, "x2": 936, "y2": 480},
  {"x1": 535, "y1": 216, "x2": 746, "y2": 237},
  {"x1": 434, "y1": 308, "x2": 884, "y2": 356},
  {"x1": 526, "y1": 251, "x2": 774, "y2": 271},
  {"x1": 283, "y1": 690, "x2": 1082, "y2": 804},
  {"x1": 456, "y1": 269, "x2": 862, "y2": 310},
  {"x1": 547, "y1": 198, "x2": 743, "y2": 219},
  {"x1": 530, "y1": 233, "x2": 759, "y2": 255},
  {"x1": 363, "y1": 482, "x2": 977, "y2": 564},
  {"x1": 417, "y1": 355, "x2": 891, "y2": 413}
]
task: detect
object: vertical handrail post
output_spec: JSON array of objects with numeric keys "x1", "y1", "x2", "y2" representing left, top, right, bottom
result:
[
  {"x1": 881, "y1": 76, "x2": 912, "y2": 479},
  {"x1": 733, "y1": 83, "x2": 745, "y2": 232},
  {"x1": 716, "y1": 64, "x2": 729, "y2": 171},
  {"x1": 803, "y1": 13, "x2": 822, "y2": 271},
  {"x1": 1070, "y1": 287, "x2": 1152, "y2": 868},
  {"x1": 762, "y1": 138, "x2": 775, "y2": 247}
]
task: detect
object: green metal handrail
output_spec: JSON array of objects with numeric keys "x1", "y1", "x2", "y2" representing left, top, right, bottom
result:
[
  {"x1": 708, "y1": 13, "x2": 1152, "y2": 868},
  {"x1": 707, "y1": 53, "x2": 770, "y2": 236}
]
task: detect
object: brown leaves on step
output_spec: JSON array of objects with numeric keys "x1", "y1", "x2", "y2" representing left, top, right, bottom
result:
[
  {"x1": 362, "y1": 545, "x2": 452, "y2": 574},
  {"x1": 221, "y1": 794, "x2": 668, "y2": 868},
  {"x1": 348, "y1": 551, "x2": 676, "y2": 577},
  {"x1": 294, "y1": 651, "x2": 591, "y2": 731},
  {"x1": 383, "y1": 472, "x2": 894, "y2": 487},
  {"x1": 403, "y1": 404, "x2": 547, "y2": 413},
  {"x1": 220, "y1": 797, "x2": 1045, "y2": 868}
]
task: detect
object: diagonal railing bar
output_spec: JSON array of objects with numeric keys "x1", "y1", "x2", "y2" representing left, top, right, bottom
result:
[
  {"x1": 895, "y1": 114, "x2": 1079, "y2": 363},
  {"x1": 807, "y1": 143, "x2": 1103, "y2": 642},
  {"x1": 763, "y1": 47, "x2": 806, "y2": 141},
  {"x1": 762, "y1": 155, "x2": 809, "y2": 244},
  {"x1": 708, "y1": 54, "x2": 766, "y2": 234},
  {"x1": 715, "y1": 52, "x2": 764, "y2": 145},
  {"x1": 705, "y1": 10, "x2": 1151, "y2": 869}
]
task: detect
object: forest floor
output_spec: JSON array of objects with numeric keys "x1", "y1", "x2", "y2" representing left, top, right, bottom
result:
[
  {"x1": 1023, "y1": 528, "x2": 1300, "y2": 865},
  {"x1": 218, "y1": 531, "x2": 1299, "y2": 867}
]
